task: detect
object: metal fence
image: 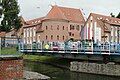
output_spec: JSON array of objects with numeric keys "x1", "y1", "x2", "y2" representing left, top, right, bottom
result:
[
  {"x1": 19, "y1": 41, "x2": 120, "y2": 54},
  {"x1": 0, "y1": 37, "x2": 22, "y2": 48}
]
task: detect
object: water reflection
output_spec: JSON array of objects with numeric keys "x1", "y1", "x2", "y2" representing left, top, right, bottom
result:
[{"x1": 24, "y1": 61, "x2": 120, "y2": 80}]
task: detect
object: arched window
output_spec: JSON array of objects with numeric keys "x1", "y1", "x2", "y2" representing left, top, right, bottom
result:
[
  {"x1": 63, "y1": 26, "x2": 64, "y2": 30},
  {"x1": 51, "y1": 25, "x2": 53, "y2": 30},
  {"x1": 57, "y1": 25, "x2": 59, "y2": 30},
  {"x1": 63, "y1": 36, "x2": 65, "y2": 40},
  {"x1": 46, "y1": 35, "x2": 48, "y2": 40},
  {"x1": 46, "y1": 26, "x2": 48, "y2": 30},
  {"x1": 57, "y1": 35, "x2": 59, "y2": 40},
  {"x1": 51, "y1": 35, "x2": 53, "y2": 40}
]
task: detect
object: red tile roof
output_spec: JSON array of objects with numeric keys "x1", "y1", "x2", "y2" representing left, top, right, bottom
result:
[
  {"x1": 91, "y1": 13, "x2": 120, "y2": 26},
  {"x1": 24, "y1": 17, "x2": 45, "y2": 27},
  {"x1": 44, "y1": 5, "x2": 85, "y2": 23}
]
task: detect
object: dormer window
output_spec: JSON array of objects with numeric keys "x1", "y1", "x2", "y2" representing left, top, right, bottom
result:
[
  {"x1": 97, "y1": 17, "x2": 100, "y2": 20},
  {"x1": 100, "y1": 17, "x2": 103, "y2": 20},
  {"x1": 106, "y1": 18, "x2": 109, "y2": 21},
  {"x1": 38, "y1": 20, "x2": 40, "y2": 23},
  {"x1": 35, "y1": 21, "x2": 37, "y2": 23}
]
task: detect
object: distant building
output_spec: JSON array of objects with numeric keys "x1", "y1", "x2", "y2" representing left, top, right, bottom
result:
[
  {"x1": 23, "y1": 17, "x2": 44, "y2": 44},
  {"x1": 82, "y1": 13, "x2": 120, "y2": 43},
  {"x1": 23, "y1": 5, "x2": 85, "y2": 44},
  {"x1": 5, "y1": 16, "x2": 26, "y2": 39}
]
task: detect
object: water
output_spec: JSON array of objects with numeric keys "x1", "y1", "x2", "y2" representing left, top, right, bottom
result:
[{"x1": 24, "y1": 61, "x2": 120, "y2": 80}]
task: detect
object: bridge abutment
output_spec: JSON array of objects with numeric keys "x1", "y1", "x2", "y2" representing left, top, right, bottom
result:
[{"x1": 70, "y1": 61, "x2": 120, "y2": 76}]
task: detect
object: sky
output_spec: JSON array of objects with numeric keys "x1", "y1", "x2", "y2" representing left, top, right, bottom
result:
[{"x1": 18, "y1": 0, "x2": 120, "y2": 21}]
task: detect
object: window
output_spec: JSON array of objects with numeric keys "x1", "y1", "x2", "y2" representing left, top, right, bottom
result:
[
  {"x1": 57, "y1": 25, "x2": 59, "y2": 30},
  {"x1": 91, "y1": 16, "x2": 93, "y2": 22},
  {"x1": 63, "y1": 26, "x2": 64, "y2": 30},
  {"x1": 24, "y1": 29, "x2": 26, "y2": 37},
  {"x1": 46, "y1": 35, "x2": 48, "y2": 40},
  {"x1": 46, "y1": 26, "x2": 48, "y2": 30},
  {"x1": 69, "y1": 32, "x2": 72, "y2": 36},
  {"x1": 51, "y1": 35, "x2": 53, "y2": 40},
  {"x1": 63, "y1": 36, "x2": 65, "y2": 40},
  {"x1": 72, "y1": 34, "x2": 74, "y2": 36},
  {"x1": 33, "y1": 28, "x2": 36, "y2": 36},
  {"x1": 57, "y1": 35, "x2": 59, "y2": 40},
  {"x1": 76, "y1": 25, "x2": 79, "y2": 30},
  {"x1": 51, "y1": 25, "x2": 53, "y2": 30},
  {"x1": 70, "y1": 25, "x2": 74, "y2": 30}
]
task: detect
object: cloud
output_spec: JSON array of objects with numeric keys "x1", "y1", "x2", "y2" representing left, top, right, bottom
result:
[{"x1": 18, "y1": 0, "x2": 120, "y2": 20}]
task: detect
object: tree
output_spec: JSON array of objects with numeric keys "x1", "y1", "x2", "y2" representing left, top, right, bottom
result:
[
  {"x1": 0, "y1": 0, "x2": 2, "y2": 18},
  {"x1": 116, "y1": 12, "x2": 120, "y2": 18},
  {"x1": 110, "y1": 13, "x2": 115, "y2": 17},
  {"x1": 0, "y1": 0, "x2": 22, "y2": 32}
]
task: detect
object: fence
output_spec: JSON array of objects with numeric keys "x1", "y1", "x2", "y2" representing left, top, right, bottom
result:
[
  {"x1": 19, "y1": 41, "x2": 120, "y2": 54},
  {"x1": 0, "y1": 37, "x2": 22, "y2": 55}
]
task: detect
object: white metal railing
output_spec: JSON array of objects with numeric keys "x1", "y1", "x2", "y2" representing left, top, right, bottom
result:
[{"x1": 19, "y1": 41, "x2": 120, "y2": 54}]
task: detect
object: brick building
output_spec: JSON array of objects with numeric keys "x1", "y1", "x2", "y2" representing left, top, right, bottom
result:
[
  {"x1": 82, "y1": 13, "x2": 120, "y2": 43},
  {"x1": 23, "y1": 5, "x2": 85, "y2": 44}
]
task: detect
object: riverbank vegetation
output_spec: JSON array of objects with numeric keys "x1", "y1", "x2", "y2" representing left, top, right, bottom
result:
[
  {"x1": 1, "y1": 47, "x2": 19, "y2": 55},
  {"x1": 1, "y1": 47, "x2": 71, "y2": 67},
  {"x1": 23, "y1": 55, "x2": 71, "y2": 67}
]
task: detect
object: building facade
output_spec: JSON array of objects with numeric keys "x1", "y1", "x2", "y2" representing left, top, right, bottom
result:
[
  {"x1": 82, "y1": 13, "x2": 120, "y2": 43},
  {"x1": 23, "y1": 5, "x2": 85, "y2": 44},
  {"x1": 23, "y1": 17, "x2": 44, "y2": 44}
]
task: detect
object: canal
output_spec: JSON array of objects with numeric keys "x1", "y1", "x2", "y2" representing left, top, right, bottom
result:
[{"x1": 24, "y1": 61, "x2": 120, "y2": 80}]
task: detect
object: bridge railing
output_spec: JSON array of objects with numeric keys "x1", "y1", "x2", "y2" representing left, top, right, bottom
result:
[{"x1": 19, "y1": 41, "x2": 120, "y2": 54}]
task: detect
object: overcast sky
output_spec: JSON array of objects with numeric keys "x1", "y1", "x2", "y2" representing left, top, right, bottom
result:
[{"x1": 18, "y1": 0, "x2": 120, "y2": 21}]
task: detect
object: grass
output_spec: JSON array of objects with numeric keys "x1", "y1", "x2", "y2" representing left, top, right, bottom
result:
[
  {"x1": 0, "y1": 47, "x2": 70, "y2": 67},
  {"x1": 23, "y1": 55, "x2": 55, "y2": 62},
  {"x1": 1, "y1": 47, "x2": 21, "y2": 55}
]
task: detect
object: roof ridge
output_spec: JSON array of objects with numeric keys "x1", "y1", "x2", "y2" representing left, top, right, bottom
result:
[
  {"x1": 58, "y1": 6, "x2": 80, "y2": 10},
  {"x1": 26, "y1": 17, "x2": 45, "y2": 22}
]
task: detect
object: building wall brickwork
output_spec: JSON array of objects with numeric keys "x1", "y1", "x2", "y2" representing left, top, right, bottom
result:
[{"x1": 0, "y1": 59, "x2": 23, "y2": 80}]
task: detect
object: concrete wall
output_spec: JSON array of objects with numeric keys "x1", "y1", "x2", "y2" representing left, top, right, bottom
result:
[{"x1": 70, "y1": 61, "x2": 120, "y2": 76}]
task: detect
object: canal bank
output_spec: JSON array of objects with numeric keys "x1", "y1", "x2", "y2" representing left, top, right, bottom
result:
[
  {"x1": 23, "y1": 55, "x2": 120, "y2": 77},
  {"x1": 70, "y1": 61, "x2": 120, "y2": 76},
  {"x1": 0, "y1": 55, "x2": 51, "y2": 80},
  {"x1": 24, "y1": 60, "x2": 120, "y2": 80}
]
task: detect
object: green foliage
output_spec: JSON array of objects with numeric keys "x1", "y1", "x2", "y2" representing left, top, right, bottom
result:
[
  {"x1": 0, "y1": 0, "x2": 22, "y2": 32},
  {"x1": 116, "y1": 12, "x2": 120, "y2": 18},
  {"x1": 1, "y1": 47, "x2": 17, "y2": 55},
  {"x1": 110, "y1": 13, "x2": 115, "y2": 17}
]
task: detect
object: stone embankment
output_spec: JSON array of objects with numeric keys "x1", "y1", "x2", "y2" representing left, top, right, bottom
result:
[
  {"x1": 70, "y1": 61, "x2": 120, "y2": 76},
  {"x1": 24, "y1": 71, "x2": 50, "y2": 80}
]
